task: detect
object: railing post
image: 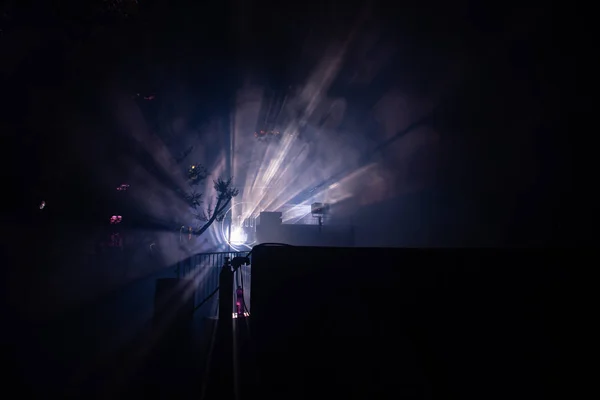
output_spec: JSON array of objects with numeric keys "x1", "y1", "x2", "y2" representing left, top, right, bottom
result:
[{"x1": 219, "y1": 256, "x2": 234, "y2": 326}]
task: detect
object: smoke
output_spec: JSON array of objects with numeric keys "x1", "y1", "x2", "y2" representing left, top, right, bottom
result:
[
  {"x1": 105, "y1": 36, "x2": 444, "y2": 254},
  {"x1": 229, "y1": 42, "x2": 367, "y2": 223},
  {"x1": 55, "y1": 29, "x2": 448, "y2": 263},
  {"x1": 226, "y1": 38, "x2": 444, "y2": 231}
]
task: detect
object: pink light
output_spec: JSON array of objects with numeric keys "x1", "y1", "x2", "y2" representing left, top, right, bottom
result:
[{"x1": 236, "y1": 286, "x2": 244, "y2": 315}]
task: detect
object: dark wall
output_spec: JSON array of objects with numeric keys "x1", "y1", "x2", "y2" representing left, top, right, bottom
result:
[{"x1": 250, "y1": 246, "x2": 570, "y2": 399}]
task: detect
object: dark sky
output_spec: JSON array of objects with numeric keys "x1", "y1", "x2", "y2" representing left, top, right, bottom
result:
[{"x1": 1, "y1": 0, "x2": 580, "y2": 246}]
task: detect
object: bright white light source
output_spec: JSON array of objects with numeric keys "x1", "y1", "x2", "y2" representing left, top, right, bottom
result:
[
  {"x1": 232, "y1": 312, "x2": 250, "y2": 319},
  {"x1": 218, "y1": 202, "x2": 259, "y2": 251},
  {"x1": 230, "y1": 227, "x2": 247, "y2": 245},
  {"x1": 39, "y1": 201, "x2": 46, "y2": 210}
]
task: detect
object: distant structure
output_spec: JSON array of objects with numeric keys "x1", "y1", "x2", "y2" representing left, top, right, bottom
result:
[{"x1": 222, "y1": 201, "x2": 354, "y2": 248}]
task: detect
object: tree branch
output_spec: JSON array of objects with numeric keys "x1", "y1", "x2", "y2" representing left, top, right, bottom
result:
[
  {"x1": 193, "y1": 195, "x2": 234, "y2": 237},
  {"x1": 194, "y1": 198, "x2": 222, "y2": 236}
]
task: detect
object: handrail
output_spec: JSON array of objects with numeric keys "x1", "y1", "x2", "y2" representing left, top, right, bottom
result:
[
  {"x1": 175, "y1": 251, "x2": 249, "y2": 279},
  {"x1": 173, "y1": 251, "x2": 251, "y2": 317}
]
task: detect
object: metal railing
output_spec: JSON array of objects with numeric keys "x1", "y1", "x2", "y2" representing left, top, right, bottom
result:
[{"x1": 174, "y1": 252, "x2": 251, "y2": 317}]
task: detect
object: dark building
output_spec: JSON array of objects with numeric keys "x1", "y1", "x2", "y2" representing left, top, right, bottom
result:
[{"x1": 256, "y1": 210, "x2": 354, "y2": 247}]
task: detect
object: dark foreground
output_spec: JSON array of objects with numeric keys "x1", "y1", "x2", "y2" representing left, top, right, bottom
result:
[{"x1": 4, "y1": 247, "x2": 572, "y2": 400}]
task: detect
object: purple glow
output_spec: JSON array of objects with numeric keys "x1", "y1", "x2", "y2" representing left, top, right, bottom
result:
[{"x1": 236, "y1": 286, "x2": 244, "y2": 315}]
